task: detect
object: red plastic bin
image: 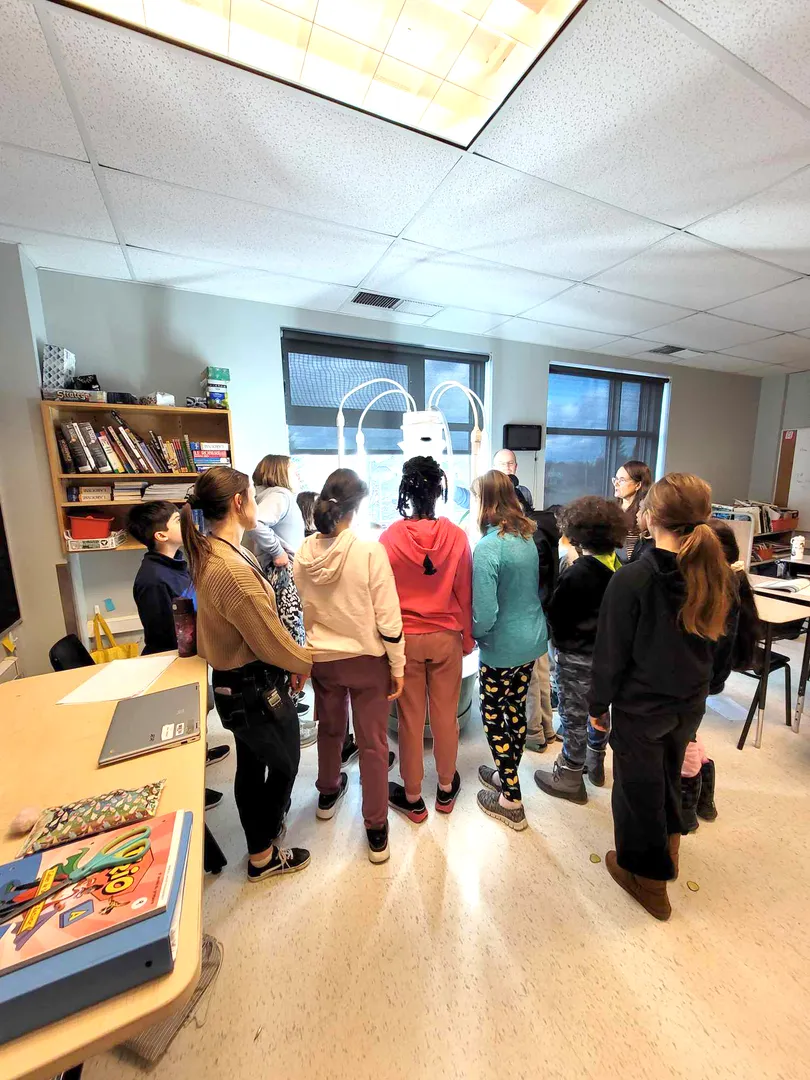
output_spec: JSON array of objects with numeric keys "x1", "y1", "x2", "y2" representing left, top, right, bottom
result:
[{"x1": 68, "y1": 514, "x2": 114, "y2": 540}]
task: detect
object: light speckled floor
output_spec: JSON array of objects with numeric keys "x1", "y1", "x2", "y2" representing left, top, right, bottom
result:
[{"x1": 85, "y1": 646, "x2": 810, "y2": 1080}]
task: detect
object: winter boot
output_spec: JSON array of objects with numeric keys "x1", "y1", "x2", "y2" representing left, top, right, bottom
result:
[
  {"x1": 584, "y1": 746, "x2": 606, "y2": 787},
  {"x1": 680, "y1": 774, "x2": 701, "y2": 833},
  {"x1": 697, "y1": 760, "x2": 718, "y2": 822},
  {"x1": 605, "y1": 851, "x2": 671, "y2": 921},
  {"x1": 534, "y1": 754, "x2": 587, "y2": 804}
]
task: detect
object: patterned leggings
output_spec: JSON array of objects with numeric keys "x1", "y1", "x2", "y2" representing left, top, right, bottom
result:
[{"x1": 480, "y1": 662, "x2": 534, "y2": 802}]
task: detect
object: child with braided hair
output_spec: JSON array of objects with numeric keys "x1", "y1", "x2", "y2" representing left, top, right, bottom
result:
[{"x1": 380, "y1": 456, "x2": 474, "y2": 820}]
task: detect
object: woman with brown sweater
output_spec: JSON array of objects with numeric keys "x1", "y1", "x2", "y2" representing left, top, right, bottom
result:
[{"x1": 180, "y1": 466, "x2": 313, "y2": 883}]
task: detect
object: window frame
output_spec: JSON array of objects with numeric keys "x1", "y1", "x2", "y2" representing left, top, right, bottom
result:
[
  {"x1": 281, "y1": 329, "x2": 488, "y2": 455},
  {"x1": 545, "y1": 364, "x2": 668, "y2": 500}
]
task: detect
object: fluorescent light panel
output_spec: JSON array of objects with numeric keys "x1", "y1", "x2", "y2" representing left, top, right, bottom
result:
[{"x1": 71, "y1": 0, "x2": 584, "y2": 145}]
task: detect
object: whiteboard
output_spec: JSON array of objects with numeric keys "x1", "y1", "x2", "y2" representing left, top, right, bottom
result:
[{"x1": 787, "y1": 427, "x2": 810, "y2": 530}]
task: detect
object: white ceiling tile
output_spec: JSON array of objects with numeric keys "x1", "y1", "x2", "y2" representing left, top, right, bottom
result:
[
  {"x1": 362, "y1": 239, "x2": 572, "y2": 316},
  {"x1": 127, "y1": 248, "x2": 355, "y2": 310},
  {"x1": 588, "y1": 233, "x2": 799, "y2": 310},
  {"x1": 47, "y1": 5, "x2": 461, "y2": 234},
  {"x1": 103, "y1": 170, "x2": 393, "y2": 286},
  {"x1": 0, "y1": 0, "x2": 86, "y2": 158},
  {"x1": 0, "y1": 224, "x2": 129, "y2": 277},
  {"x1": 587, "y1": 337, "x2": 668, "y2": 358},
  {"x1": 521, "y1": 284, "x2": 691, "y2": 336},
  {"x1": 488, "y1": 319, "x2": 620, "y2": 350},
  {"x1": 424, "y1": 308, "x2": 508, "y2": 334},
  {"x1": 669, "y1": 351, "x2": 773, "y2": 375},
  {"x1": 648, "y1": 312, "x2": 779, "y2": 350},
  {"x1": 662, "y1": 0, "x2": 810, "y2": 108},
  {"x1": 710, "y1": 278, "x2": 810, "y2": 332},
  {"x1": 402, "y1": 155, "x2": 672, "y2": 281},
  {"x1": 721, "y1": 334, "x2": 810, "y2": 366},
  {"x1": 473, "y1": 0, "x2": 810, "y2": 227},
  {"x1": 0, "y1": 144, "x2": 116, "y2": 241},
  {"x1": 337, "y1": 303, "x2": 429, "y2": 326},
  {"x1": 690, "y1": 167, "x2": 810, "y2": 274}
]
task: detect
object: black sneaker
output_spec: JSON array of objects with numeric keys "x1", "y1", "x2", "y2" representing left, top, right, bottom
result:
[
  {"x1": 248, "y1": 846, "x2": 311, "y2": 882},
  {"x1": 388, "y1": 750, "x2": 397, "y2": 772},
  {"x1": 296, "y1": 701, "x2": 310, "y2": 715},
  {"x1": 435, "y1": 771, "x2": 461, "y2": 814},
  {"x1": 341, "y1": 737, "x2": 360, "y2": 767},
  {"x1": 388, "y1": 782, "x2": 428, "y2": 823},
  {"x1": 205, "y1": 787, "x2": 223, "y2": 810},
  {"x1": 367, "y1": 822, "x2": 390, "y2": 864},
  {"x1": 206, "y1": 744, "x2": 230, "y2": 767},
  {"x1": 316, "y1": 772, "x2": 348, "y2": 820}
]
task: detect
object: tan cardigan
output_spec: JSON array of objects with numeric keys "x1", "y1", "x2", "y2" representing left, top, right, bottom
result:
[{"x1": 196, "y1": 538, "x2": 312, "y2": 674}]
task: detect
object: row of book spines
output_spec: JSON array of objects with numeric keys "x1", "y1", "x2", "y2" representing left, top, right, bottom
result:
[{"x1": 57, "y1": 421, "x2": 230, "y2": 475}]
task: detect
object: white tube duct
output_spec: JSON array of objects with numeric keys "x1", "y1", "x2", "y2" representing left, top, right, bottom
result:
[{"x1": 337, "y1": 379, "x2": 416, "y2": 467}]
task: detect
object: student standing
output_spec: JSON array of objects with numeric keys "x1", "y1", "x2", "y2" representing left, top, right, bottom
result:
[
  {"x1": 523, "y1": 499, "x2": 562, "y2": 753},
  {"x1": 294, "y1": 469, "x2": 405, "y2": 864},
  {"x1": 180, "y1": 468, "x2": 314, "y2": 882},
  {"x1": 380, "y1": 457, "x2": 474, "y2": 821},
  {"x1": 534, "y1": 496, "x2": 627, "y2": 802},
  {"x1": 472, "y1": 471, "x2": 547, "y2": 831},
  {"x1": 612, "y1": 459, "x2": 651, "y2": 560},
  {"x1": 249, "y1": 454, "x2": 306, "y2": 571},
  {"x1": 589, "y1": 473, "x2": 736, "y2": 920}
]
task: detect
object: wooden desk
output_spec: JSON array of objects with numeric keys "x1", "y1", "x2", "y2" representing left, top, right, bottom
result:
[
  {"x1": 751, "y1": 580, "x2": 810, "y2": 737},
  {"x1": 0, "y1": 657, "x2": 207, "y2": 1080},
  {"x1": 745, "y1": 594, "x2": 808, "y2": 750}
]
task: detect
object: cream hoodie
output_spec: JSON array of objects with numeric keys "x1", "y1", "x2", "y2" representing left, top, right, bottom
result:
[{"x1": 293, "y1": 530, "x2": 406, "y2": 676}]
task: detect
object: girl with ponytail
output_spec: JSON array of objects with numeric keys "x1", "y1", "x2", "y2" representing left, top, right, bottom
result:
[
  {"x1": 181, "y1": 466, "x2": 313, "y2": 883},
  {"x1": 294, "y1": 469, "x2": 405, "y2": 865},
  {"x1": 380, "y1": 457, "x2": 474, "y2": 822},
  {"x1": 588, "y1": 473, "x2": 736, "y2": 921}
]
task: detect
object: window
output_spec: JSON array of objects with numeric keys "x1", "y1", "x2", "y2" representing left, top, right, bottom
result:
[
  {"x1": 282, "y1": 330, "x2": 487, "y2": 528},
  {"x1": 544, "y1": 366, "x2": 666, "y2": 507}
]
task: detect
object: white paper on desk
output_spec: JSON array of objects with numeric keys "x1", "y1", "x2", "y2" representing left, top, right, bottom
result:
[{"x1": 57, "y1": 654, "x2": 177, "y2": 705}]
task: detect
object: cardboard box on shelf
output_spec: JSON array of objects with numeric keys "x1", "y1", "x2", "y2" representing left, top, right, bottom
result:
[{"x1": 41, "y1": 344, "x2": 76, "y2": 389}]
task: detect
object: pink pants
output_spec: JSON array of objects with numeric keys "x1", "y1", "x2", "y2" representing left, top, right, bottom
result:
[
  {"x1": 681, "y1": 734, "x2": 709, "y2": 778},
  {"x1": 397, "y1": 631, "x2": 463, "y2": 801}
]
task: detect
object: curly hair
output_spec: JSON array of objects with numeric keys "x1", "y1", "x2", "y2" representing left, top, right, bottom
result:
[
  {"x1": 397, "y1": 456, "x2": 447, "y2": 519},
  {"x1": 558, "y1": 496, "x2": 628, "y2": 555}
]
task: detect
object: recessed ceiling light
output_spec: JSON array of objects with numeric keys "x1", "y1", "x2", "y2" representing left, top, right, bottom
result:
[{"x1": 67, "y1": 0, "x2": 585, "y2": 145}]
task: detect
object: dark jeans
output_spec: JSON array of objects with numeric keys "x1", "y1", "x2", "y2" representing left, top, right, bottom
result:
[
  {"x1": 554, "y1": 650, "x2": 609, "y2": 768},
  {"x1": 610, "y1": 707, "x2": 703, "y2": 881},
  {"x1": 212, "y1": 662, "x2": 300, "y2": 855}
]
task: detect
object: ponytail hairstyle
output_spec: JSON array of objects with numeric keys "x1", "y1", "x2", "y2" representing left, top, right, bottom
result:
[
  {"x1": 645, "y1": 473, "x2": 735, "y2": 640},
  {"x1": 472, "y1": 469, "x2": 536, "y2": 540},
  {"x1": 180, "y1": 465, "x2": 251, "y2": 582},
  {"x1": 313, "y1": 468, "x2": 368, "y2": 536},
  {"x1": 397, "y1": 456, "x2": 447, "y2": 519}
]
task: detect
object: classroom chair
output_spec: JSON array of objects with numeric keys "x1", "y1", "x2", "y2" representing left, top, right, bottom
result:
[{"x1": 736, "y1": 649, "x2": 792, "y2": 750}]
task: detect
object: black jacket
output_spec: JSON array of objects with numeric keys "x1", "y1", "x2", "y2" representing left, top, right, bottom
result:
[
  {"x1": 547, "y1": 555, "x2": 615, "y2": 655},
  {"x1": 527, "y1": 509, "x2": 560, "y2": 613},
  {"x1": 588, "y1": 548, "x2": 734, "y2": 719},
  {"x1": 133, "y1": 551, "x2": 193, "y2": 655}
]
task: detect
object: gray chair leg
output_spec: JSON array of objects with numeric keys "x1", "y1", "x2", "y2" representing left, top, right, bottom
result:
[{"x1": 785, "y1": 664, "x2": 792, "y2": 726}]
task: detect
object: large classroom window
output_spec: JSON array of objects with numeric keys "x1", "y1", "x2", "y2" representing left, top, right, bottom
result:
[
  {"x1": 281, "y1": 330, "x2": 487, "y2": 528},
  {"x1": 544, "y1": 365, "x2": 667, "y2": 507}
]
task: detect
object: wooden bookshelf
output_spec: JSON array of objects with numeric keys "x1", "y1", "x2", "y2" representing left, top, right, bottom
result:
[{"x1": 41, "y1": 400, "x2": 234, "y2": 554}]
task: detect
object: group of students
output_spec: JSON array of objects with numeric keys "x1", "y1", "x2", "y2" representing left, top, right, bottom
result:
[{"x1": 126, "y1": 449, "x2": 758, "y2": 922}]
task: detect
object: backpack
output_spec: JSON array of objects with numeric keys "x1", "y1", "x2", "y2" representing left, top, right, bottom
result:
[{"x1": 528, "y1": 509, "x2": 560, "y2": 613}]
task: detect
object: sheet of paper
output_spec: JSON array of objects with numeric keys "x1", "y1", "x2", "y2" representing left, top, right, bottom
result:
[{"x1": 57, "y1": 654, "x2": 177, "y2": 705}]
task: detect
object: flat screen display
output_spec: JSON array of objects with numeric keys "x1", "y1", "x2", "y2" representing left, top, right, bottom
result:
[{"x1": 503, "y1": 424, "x2": 543, "y2": 451}]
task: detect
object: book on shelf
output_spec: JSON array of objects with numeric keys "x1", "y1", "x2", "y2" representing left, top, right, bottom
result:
[
  {"x1": 96, "y1": 430, "x2": 125, "y2": 473},
  {"x1": 56, "y1": 433, "x2": 74, "y2": 472},
  {"x1": 59, "y1": 423, "x2": 93, "y2": 473},
  {"x1": 76, "y1": 422, "x2": 114, "y2": 474}
]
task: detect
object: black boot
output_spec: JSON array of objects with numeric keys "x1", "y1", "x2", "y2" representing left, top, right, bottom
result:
[
  {"x1": 681, "y1": 774, "x2": 701, "y2": 833},
  {"x1": 697, "y1": 760, "x2": 718, "y2": 822}
]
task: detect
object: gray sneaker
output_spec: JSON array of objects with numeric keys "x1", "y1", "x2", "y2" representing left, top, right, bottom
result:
[
  {"x1": 476, "y1": 789, "x2": 528, "y2": 831},
  {"x1": 534, "y1": 754, "x2": 588, "y2": 804},
  {"x1": 478, "y1": 765, "x2": 502, "y2": 792}
]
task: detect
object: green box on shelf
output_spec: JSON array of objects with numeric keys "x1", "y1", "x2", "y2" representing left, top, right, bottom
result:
[{"x1": 201, "y1": 366, "x2": 230, "y2": 382}]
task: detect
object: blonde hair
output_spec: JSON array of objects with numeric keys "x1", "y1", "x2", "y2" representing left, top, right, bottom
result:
[
  {"x1": 473, "y1": 470, "x2": 536, "y2": 540},
  {"x1": 645, "y1": 473, "x2": 734, "y2": 640},
  {"x1": 253, "y1": 454, "x2": 291, "y2": 491}
]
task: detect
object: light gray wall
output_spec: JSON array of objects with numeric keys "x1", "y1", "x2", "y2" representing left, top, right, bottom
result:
[
  {"x1": 749, "y1": 375, "x2": 788, "y2": 502},
  {"x1": 0, "y1": 245, "x2": 66, "y2": 674},
  {"x1": 37, "y1": 270, "x2": 762, "y2": 620}
]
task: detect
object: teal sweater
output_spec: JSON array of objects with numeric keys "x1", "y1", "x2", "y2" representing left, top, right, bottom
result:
[{"x1": 472, "y1": 526, "x2": 548, "y2": 668}]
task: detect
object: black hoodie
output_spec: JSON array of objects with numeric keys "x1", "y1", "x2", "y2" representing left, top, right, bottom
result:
[{"x1": 589, "y1": 548, "x2": 734, "y2": 719}]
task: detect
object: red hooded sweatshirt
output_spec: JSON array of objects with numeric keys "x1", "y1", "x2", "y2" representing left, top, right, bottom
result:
[{"x1": 380, "y1": 517, "x2": 474, "y2": 654}]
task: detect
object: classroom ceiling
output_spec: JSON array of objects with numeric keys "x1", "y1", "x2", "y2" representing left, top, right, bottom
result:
[{"x1": 3, "y1": 0, "x2": 810, "y2": 379}]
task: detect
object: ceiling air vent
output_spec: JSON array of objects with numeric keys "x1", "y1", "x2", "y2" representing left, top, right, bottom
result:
[
  {"x1": 352, "y1": 290, "x2": 401, "y2": 309},
  {"x1": 648, "y1": 345, "x2": 685, "y2": 355}
]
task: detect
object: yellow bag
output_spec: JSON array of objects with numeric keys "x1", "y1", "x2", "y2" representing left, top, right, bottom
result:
[{"x1": 91, "y1": 613, "x2": 139, "y2": 664}]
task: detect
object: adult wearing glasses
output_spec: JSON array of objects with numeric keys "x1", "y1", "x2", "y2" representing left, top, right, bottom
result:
[{"x1": 612, "y1": 460, "x2": 652, "y2": 560}]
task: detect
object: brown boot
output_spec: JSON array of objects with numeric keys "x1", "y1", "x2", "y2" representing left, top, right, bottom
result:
[
  {"x1": 668, "y1": 834, "x2": 681, "y2": 880},
  {"x1": 605, "y1": 851, "x2": 672, "y2": 921}
]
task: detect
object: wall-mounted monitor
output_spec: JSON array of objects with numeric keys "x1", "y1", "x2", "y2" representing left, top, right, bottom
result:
[{"x1": 503, "y1": 424, "x2": 543, "y2": 452}]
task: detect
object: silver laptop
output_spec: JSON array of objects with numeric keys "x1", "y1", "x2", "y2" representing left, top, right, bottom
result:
[{"x1": 98, "y1": 684, "x2": 201, "y2": 766}]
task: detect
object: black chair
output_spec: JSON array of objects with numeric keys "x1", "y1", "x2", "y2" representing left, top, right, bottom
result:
[
  {"x1": 737, "y1": 650, "x2": 792, "y2": 750},
  {"x1": 49, "y1": 633, "x2": 94, "y2": 672}
]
